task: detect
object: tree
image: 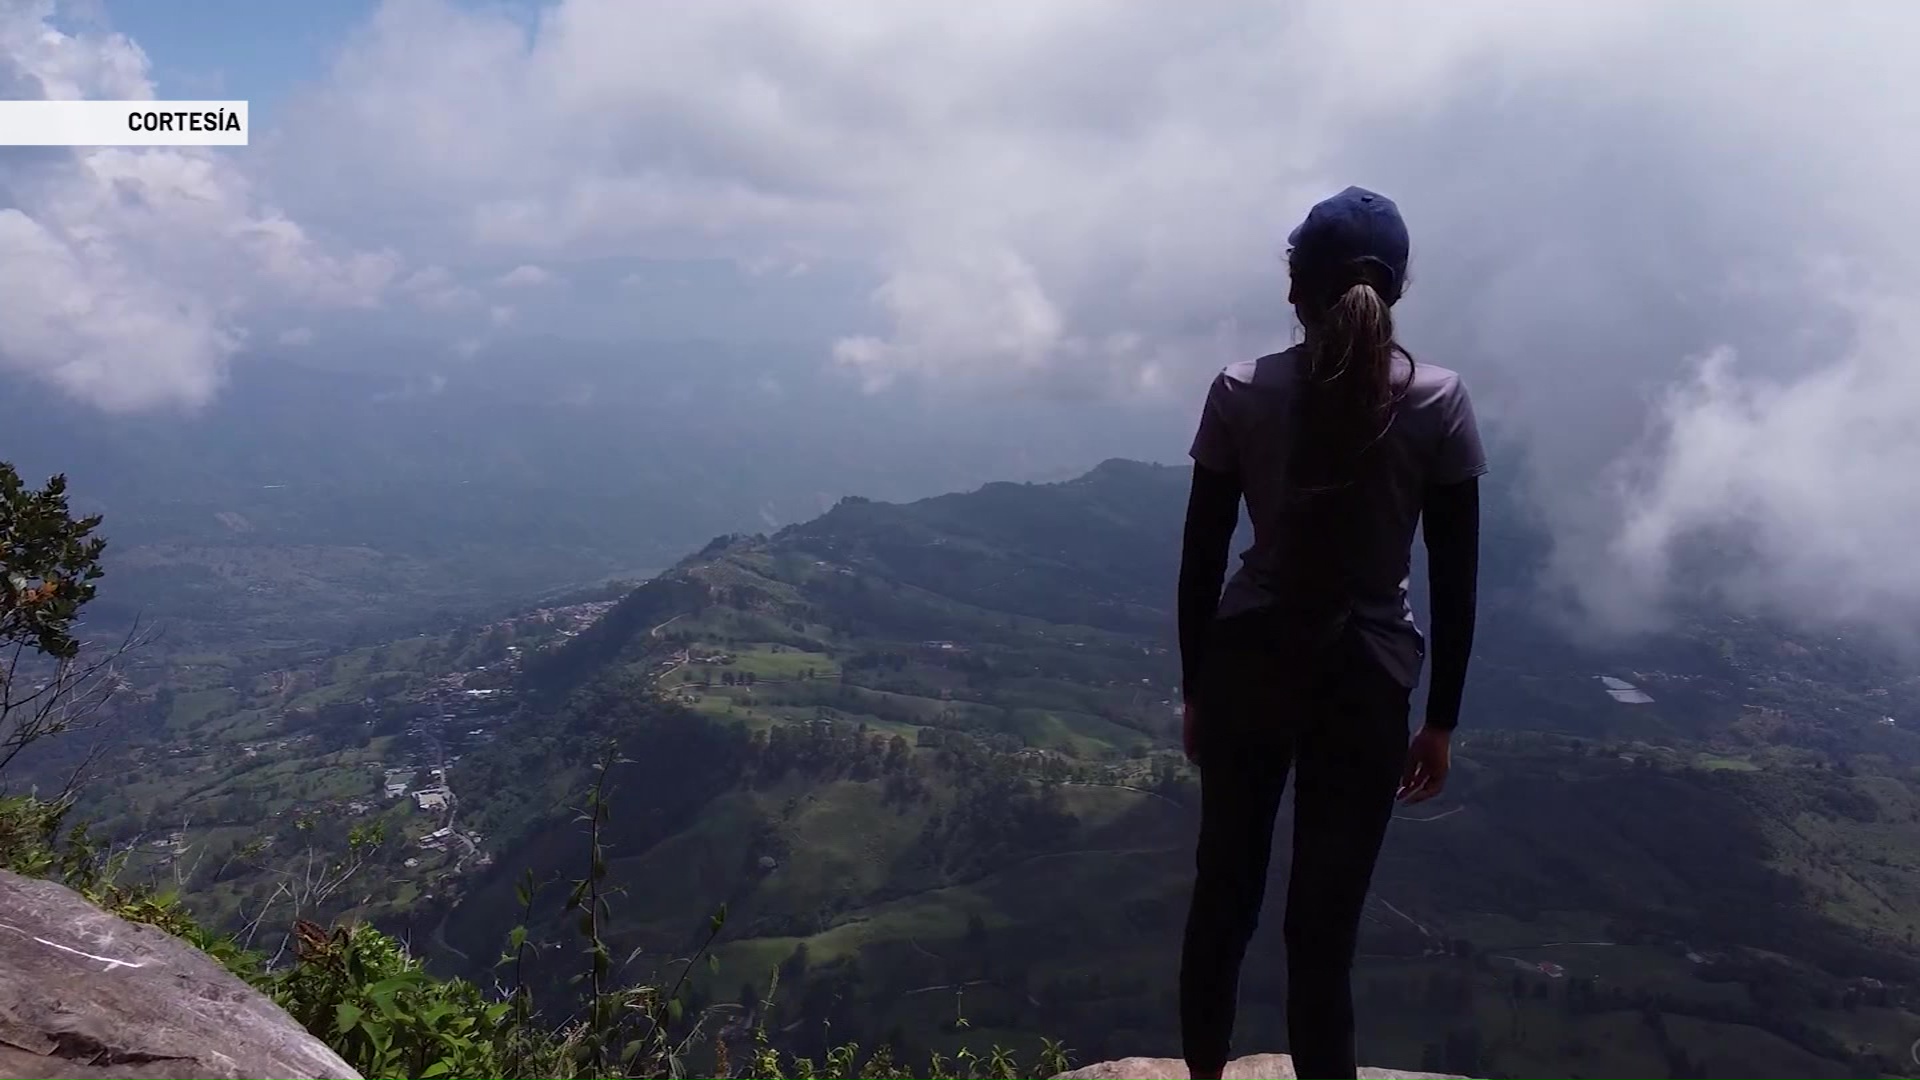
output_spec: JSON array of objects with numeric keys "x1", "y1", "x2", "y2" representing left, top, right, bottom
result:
[
  {"x1": 2, "y1": 465, "x2": 136, "y2": 777},
  {"x1": 2, "y1": 468, "x2": 103, "y2": 661}
]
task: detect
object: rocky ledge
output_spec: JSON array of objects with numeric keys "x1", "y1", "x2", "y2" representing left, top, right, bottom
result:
[
  {"x1": 1055, "y1": 1054, "x2": 1463, "y2": 1079},
  {"x1": 0, "y1": 870, "x2": 358, "y2": 1080}
]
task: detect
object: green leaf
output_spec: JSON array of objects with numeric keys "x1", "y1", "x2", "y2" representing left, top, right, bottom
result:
[
  {"x1": 333, "y1": 1002, "x2": 362, "y2": 1034},
  {"x1": 366, "y1": 972, "x2": 426, "y2": 997},
  {"x1": 421, "y1": 1060, "x2": 453, "y2": 1078}
]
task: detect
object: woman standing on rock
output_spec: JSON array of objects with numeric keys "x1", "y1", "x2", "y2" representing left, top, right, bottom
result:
[{"x1": 1176, "y1": 186, "x2": 1485, "y2": 1080}]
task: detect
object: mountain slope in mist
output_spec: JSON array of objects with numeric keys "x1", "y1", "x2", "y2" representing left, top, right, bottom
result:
[{"x1": 1, "y1": 345, "x2": 1178, "y2": 653}]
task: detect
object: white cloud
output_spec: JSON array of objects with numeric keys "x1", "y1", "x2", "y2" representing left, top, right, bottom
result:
[
  {"x1": 0, "y1": 204, "x2": 235, "y2": 412},
  {"x1": 17, "y1": 0, "x2": 1920, "y2": 634},
  {"x1": 268, "y1": 0, "x2": 1920, "y2": 636},
  {"x1": 1595, "y1": 296, "x2": 1920, "y2": 637},
  {"x1": 278, "y1": 326, "x2": 316, "y2": 347},
  {"x1": 495, "y1": 263, "x2": 553, "y2": 288},
  {"x1": 488, "y1": 303, "x2": 515, "y2": 327},
  {"x1": 272, "y1": 0, "x2": 1657, "y2": 395},
  {"x1": 398, "y1": 264, "x2": 477, "y2": 311},
  {"x1": 0, "y1": 1, "x2": 400, "y2": 412}
]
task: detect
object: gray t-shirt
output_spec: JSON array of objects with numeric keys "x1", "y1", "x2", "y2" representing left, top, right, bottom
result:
[{"x1": 1189, "y1": 346, "x2": 1488, "y2": 688}]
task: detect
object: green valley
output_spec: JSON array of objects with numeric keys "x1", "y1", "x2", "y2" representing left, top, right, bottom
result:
[{"x1": 39, "y1": 460, "x2": 1920, "y2": 1079}]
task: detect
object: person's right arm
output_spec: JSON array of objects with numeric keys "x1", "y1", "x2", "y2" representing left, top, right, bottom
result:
[
  {"x1": 1399, "y1": 477, "x2": 1477, "y2": 804},
  {"x1": 1400, "y1": 375, "x2": 1486, "y2": 803}
]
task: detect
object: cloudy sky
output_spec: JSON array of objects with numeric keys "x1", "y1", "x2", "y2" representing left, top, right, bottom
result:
[{"x1": 5, "y1": 0, "x2": 1920, "y2": 639}]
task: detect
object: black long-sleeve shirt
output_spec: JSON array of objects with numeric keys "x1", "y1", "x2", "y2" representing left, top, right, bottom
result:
[{"x1": 1177, "y1": 461, "x2": 1242, "y2": 700}]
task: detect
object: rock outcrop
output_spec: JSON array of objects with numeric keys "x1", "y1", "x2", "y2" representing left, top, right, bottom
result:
[
  {"x1": 1055, "y1": 1054, "x2": 1463, "y2": 1079},
  {"x1": 0, "y1": 870, "x2": 359, "y2": 1080}
]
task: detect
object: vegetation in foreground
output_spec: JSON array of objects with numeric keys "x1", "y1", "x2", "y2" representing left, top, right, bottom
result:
[{"x1": 0, "y1": 787, "x2": 1071, "y2": 1080}]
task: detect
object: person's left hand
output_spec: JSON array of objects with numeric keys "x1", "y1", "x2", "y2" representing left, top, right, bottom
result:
[
  {"x1": 1183, "y1": 702, "x2": 1201, "y2": 764},
  {"x1": 1397, "y1": 724, "x2": 1452, "y2": 803}
]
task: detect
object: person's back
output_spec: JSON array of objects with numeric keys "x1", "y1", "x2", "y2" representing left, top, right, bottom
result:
[
  {"x1": 1175, "y1": 187, "x2": 1484, "y2": 1080},
  {"x1": 1197, "y1": 349, "x2": 1484, "y2": 689}
]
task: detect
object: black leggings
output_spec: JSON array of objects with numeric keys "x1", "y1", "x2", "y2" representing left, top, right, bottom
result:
[{"x1": 1179, "y1": 624, "x2": 1410, "y2": 1079}]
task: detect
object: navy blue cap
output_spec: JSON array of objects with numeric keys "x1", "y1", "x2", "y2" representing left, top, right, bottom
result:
[{"x1": 1287, "y1": 186, "x2": 1409, "y2": 300}]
